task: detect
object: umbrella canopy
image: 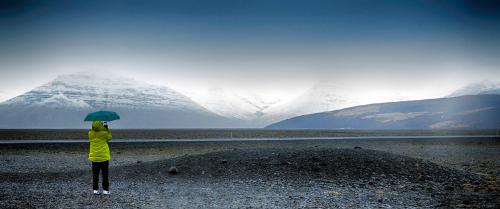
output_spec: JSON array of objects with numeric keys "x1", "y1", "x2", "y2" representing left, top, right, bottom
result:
[{"x1": 84, "y1": 111, "x2": 120, "y2": 122}]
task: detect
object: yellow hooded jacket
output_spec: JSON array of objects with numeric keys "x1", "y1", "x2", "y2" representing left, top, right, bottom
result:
[{"x1": 88, "y1": 121, "x2": 112, "y2": 162}]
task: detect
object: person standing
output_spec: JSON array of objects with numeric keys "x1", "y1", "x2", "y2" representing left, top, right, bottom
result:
[{"x1": 88, "y1": 121, "x2": 112, "y2": 195}]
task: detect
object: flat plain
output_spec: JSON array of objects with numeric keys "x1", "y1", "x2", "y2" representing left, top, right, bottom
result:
[{"x1": 0, "y1": 130, "x2": 499, "y2": 208}]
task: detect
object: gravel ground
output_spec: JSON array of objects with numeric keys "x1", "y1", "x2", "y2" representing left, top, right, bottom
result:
[{"x1": 1, "y1": 139, "x2": 499, "y2": 208}]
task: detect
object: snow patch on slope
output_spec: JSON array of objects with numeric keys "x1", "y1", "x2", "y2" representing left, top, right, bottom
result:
[
  {"x1": 35, "y1": 93, "x2": 91, "y2": 108},
  {"x1": 429, "y1": 121, "x2": 469, "y2": 129},
  {"x1": 363, "y1": 112, "x2": 428, "y2": 123}
]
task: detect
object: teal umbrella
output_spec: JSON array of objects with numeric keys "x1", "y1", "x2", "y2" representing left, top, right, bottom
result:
[{"x1": 84, "y1": 111, "x2": 120, "y2": 122}]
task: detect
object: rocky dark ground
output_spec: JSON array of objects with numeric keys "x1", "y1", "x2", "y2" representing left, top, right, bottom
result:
[{"x1": 0, "y1": 138, "x2": 499, "y2": 208}]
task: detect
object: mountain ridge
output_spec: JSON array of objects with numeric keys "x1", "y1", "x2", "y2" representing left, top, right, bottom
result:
[
  {"x1": 266, "y1": 95, "x2": 500, "y2": 129},
  {"x1": 2, "y1": 73, "x2": 499, "y2": 129}
]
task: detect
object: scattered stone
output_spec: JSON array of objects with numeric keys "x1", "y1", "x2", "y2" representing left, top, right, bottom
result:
[
  {"x1": 281, "y1": 161, "x2": 292, "y2": 165},
  {"x1": 2, "y1": 146, "x2": 495, "y2": 208},
  {"x1": 435, "y1": 203, "x2": 449, "y2": 207},
  {"x1": 168, "y1": 166, "x2": 178, "y2": 175}
]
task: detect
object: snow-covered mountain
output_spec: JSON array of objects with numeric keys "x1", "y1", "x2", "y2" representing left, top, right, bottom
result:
[
  {"x1": 0, "y1": 73, "x2": 238, "y2": 128},
  {"x1": 182, "y1": 82, "x2": 371, "y2": 126},
  {"x1": 183, "y1": 87, "x2": 284, "y2": 120},
  {"x1": 4, "y1": 73, "x2": 207, "y2": 110},
  {"x1": 263, "y1": 83, "x2": 361, "y2": 119},
  {"x1": 448, "y1": 80, "x2": 500, "y2": 97},
  {"x1": 181, "y1": 81, "x2": 412, "y2": 126},
  {"x1": 260, "y1": 82, "x2": 410, "y2": 125}
]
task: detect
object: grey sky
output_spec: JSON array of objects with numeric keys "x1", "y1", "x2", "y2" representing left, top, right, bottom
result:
[{"x1": 0, "y1": 0, "x2": 499, "y2": 102}]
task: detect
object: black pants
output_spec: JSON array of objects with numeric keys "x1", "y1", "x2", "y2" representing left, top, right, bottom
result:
[{"x1": 92, "y1": 161, "x2": 109, "y2": 191}]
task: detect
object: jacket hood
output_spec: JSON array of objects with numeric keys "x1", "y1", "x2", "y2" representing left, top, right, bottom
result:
[{"x1": 92, "y1": 121, "x2": 105, "y2": 131}]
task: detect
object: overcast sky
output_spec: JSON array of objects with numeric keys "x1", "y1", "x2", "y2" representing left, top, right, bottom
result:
[{"x1": 1, "y1": 0, "x2": 499, "y2": 102}]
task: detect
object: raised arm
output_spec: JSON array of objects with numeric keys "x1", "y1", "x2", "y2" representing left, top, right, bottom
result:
[{"x1": 104, "y1": 130, "x2": 112, "y2": 142}]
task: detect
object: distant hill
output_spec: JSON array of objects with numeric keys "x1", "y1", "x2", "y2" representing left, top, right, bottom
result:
[
  {"x1": 266, "y1": 95, "x2": 500, "y2": 129},
  {"x1": 0, "y1": 73, "x2": 239, "y2": 128}
]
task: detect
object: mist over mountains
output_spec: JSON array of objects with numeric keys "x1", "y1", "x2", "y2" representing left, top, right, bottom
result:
[
  {"x1": 0, "y1": 73, "x2": 498, "y2": 129},
  {"x1": 448, "y1": 80, "x2": 500, "y2": 97},
  {"x1": 181, "y1": 87, "x2": 285, "y2": 121}
]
